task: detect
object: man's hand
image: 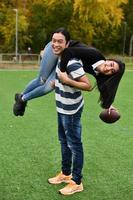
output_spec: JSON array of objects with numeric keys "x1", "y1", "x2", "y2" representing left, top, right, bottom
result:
[
  {"x1": 58, "y1": 71, "x2": 69, "y2": 84},
  {"x1": 50, "y1": 80, "x2": 55, "y2": 88}
]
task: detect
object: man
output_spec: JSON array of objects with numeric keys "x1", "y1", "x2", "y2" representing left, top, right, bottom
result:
[{"x1": 48, "y1": 27, "x2": 92, "y2": 195}]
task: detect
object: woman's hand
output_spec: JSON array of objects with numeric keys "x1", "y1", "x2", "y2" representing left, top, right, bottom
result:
[{"x1": 108, "y1": 105, "x2": 118, "y2": 114}]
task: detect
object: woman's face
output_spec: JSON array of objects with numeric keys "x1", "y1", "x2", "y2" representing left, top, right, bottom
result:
[{"x1": 98, "y1": 60, "x2": 119, "y2": 75}]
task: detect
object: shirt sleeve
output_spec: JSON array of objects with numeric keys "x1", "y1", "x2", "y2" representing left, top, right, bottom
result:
[{"x1": 67, "y1": 59, "x2": 85, "y2": 80}]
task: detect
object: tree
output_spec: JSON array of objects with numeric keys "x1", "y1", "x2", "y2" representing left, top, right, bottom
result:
[
  {"x1": 0, "y1": 0, "x2": 31, "y2": 53},
  {"x1": 70, "y1": 0, "x2": 128, "y2": 44},
  {"x1": 123, "y1": 0, "x2": 133, "y2": 55},
  {"x1": 0, "y1": 0, "x2": 128, "y2": 53}
]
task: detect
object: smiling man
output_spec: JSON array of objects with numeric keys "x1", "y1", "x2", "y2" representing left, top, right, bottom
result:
[{"x1": 48, "y1": 28, "x2": 92, "y2": 196}]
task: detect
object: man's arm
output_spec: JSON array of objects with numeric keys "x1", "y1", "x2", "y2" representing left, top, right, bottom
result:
[{"x1": 58, "y1": 71, "x2": 92, "y2": 91}]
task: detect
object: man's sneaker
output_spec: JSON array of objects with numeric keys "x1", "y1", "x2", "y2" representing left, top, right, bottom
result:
[
  {"x1": 59, "y1": 180, "x2": 83, "y2": 195},
  {"x1": 13, "y1": 93, "x2": 27, "y2": 116},
  {"x1": 48, "y1": 172, "x2": 72, "y2": 185}
]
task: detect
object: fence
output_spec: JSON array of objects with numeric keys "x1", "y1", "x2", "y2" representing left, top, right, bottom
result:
[
  {"x1": 0, "y1": 53, "x2": 41, "y2": 69},
  {"x1": 0, "y1": 53, "x2": 40, "y2": 64},
  {"x1": 0, "y1": 53, "x2": 132, "y2": 70}
]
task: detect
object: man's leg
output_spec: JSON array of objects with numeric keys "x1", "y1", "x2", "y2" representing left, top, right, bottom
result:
[
  {"x1": 59, "y1": 108, "x2": 84, "y2": 195},
  {"x1": 48, "y1": 112, "x2": 72, "y2": 184}
]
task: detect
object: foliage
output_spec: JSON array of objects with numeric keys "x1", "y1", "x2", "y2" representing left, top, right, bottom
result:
[
  {"x1": 0, "y1": 3, "x2": 30, "y2": 53},
  {"x1": 123, "y1": 0, "x2": 133, "y2": 55},
  {"x1": 0, "y1": 0, "x2": 131, "y2": 54}
]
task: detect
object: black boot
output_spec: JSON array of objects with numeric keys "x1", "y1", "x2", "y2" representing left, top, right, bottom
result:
[{"x1": 13, "y1": 93, "x2": 27, "y2": 116}]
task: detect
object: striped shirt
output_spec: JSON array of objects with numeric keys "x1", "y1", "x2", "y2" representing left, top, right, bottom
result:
[{"x1": 55, "y1": 58, "x2": 85, "y2": 115}]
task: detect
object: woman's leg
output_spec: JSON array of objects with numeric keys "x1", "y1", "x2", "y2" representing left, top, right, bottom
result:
[
  {"x1": 21, "y1": 42, "x2": 58, "y2": 97},
  {"x1": 22, "y1": 77, "x2": 41, "y2": 95},
  {"x1": 22, "y1": 69, "x2": 56, "y2": 101},
  {"x1": 38, "y1": 41, "x2": 58, "y2": 81},
  {"x1": 13, "y1": 42, "x2": 57, "y2": 116}
]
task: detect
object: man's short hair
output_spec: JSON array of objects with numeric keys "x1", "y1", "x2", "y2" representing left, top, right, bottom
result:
[{"x1": 53, "y1": 27, "x2": 71, "y2": 43}]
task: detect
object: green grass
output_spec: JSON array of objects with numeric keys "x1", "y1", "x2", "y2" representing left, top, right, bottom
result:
[{"x1": 0, "y1": 70, "x2": 132, "y2": 200}]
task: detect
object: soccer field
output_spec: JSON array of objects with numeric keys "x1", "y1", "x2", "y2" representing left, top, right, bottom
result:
[{"x1": 0, "y1": 70, "x2": 132, "y2": 200}]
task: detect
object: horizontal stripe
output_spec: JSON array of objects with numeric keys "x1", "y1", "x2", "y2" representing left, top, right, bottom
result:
[
  {"x1": 56, "y1": 98, "x2": 83, "y2": 110},
  {"x1": 70, "y1": 68, "x2": 85, "y2": 79},
  {"x1": 55, "y1": 86, "x2": 81, "y2": 99},
  {"x1": 55, "y1": 93, "x2": 83, "y2": 105},
  {"x1": 67, "y1": 59, "x2": 83, "y2": 66},
  {"x1": 67, "y1": 59, "x2": 85, "y2": 79},
  {"x1": 67, "y1": 62, "x2": 83, "y2": 73},
  {"x1": 55, "y1": 79, "x2": 80, "y2": 94},
  {"x1": 55, "y1": 58, "x2": 85, "y2": 114},
  {"x1": 57, "y1": 101, "x2": 84, "y2": 115}
]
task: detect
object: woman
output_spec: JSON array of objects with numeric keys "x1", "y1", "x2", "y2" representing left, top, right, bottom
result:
[
  {"x1": 60, "y1": 47, "x2": 125, "y2": 108},
  {"x1": 13, "y1": 41, "x2": 125, "y2": 116}
]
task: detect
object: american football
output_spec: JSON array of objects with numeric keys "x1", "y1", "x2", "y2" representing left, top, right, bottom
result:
[{"x1": 99, "y1": 108, "x2": 121, "y2": 123}]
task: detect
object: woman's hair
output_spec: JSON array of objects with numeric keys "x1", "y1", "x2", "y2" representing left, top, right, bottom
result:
[
  {"x1": 52, "y1": 27, "x2": 71, "y2": 44},
  {"x1": 96, "y1": 59, "x2": 125, "y2": 108}
]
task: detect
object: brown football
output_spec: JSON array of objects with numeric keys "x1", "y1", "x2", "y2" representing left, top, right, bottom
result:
[{"x1": 99, "y1": 109, "x2": 121, "y2": 123}]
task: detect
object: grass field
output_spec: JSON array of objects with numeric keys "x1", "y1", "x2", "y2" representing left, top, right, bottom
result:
[{"x1": 0, "y1": 70, "x2": 132, "y2": 200}]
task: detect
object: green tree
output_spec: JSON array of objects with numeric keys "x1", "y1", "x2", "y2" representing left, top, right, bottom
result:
[
  {"x1": 27, "y1": 0, "x2": 72, "y2": 52},
  {"x1": 70, "y1": 0, "x2": 128, "y2": 44},
  {"x1": 123, "y1": 0, "x2": 133, "y2": 55},
  {"x1": 28, "y1": 2, "x2": 47, "y2": 52},
  {"x1": 0, "y1": 0, "x2": 128, "y2": 53},
  {"x1": 0, "y1": 0, "x2": 32, "y2": 53}
]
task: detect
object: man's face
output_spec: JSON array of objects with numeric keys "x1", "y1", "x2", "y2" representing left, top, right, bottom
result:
[
  {"x1": 99, "y1": 60, "x2": 119, "y2": 75},
  {"x1": 51, "y1": 33, "x2": 69, "y2": 56}
]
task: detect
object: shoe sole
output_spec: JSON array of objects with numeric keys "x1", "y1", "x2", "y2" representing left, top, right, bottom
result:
[
  {"x1": 48, "y1": 179, "x2": 71, "y2": 185},
  {"x1": 59, "y1": 188, "x2": 83, "y2": 195}
]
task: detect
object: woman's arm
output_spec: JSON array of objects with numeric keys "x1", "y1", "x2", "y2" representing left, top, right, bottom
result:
[{"x1": 60, "y1": 47, "x2": 105, "y2": 72}]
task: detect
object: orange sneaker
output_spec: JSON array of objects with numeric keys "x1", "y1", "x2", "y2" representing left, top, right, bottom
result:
[
  {"x1": 59, "y1": 180, "x2": 83, "y2": 195},
  {"x1": 48, "y1": 172, "x2": 72, "y2": 185}
]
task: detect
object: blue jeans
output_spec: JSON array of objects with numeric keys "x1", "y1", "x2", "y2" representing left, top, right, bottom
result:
[
  {"x1": 22, "y1": 42, "x2": 58, "y2": 101},
  {"x1": 57, "y1": 107, "x2": 84, "y2": 185}
]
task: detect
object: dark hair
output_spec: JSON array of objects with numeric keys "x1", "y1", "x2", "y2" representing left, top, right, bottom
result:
[
  {"x1": 53, "y1": 27, "x2": 71, "y2": 44},
  {"x1": 96, "y1": 59, "x2": 125, "y2": 108}
]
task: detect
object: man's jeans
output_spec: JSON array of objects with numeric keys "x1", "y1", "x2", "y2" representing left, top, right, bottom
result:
[
  {"x1": 22, "y1": 42, "x2": 58, "y2": 101},
  {"x1": 57, "y1": 107, "x2": 84, "y2": 185}
]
